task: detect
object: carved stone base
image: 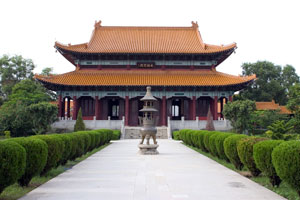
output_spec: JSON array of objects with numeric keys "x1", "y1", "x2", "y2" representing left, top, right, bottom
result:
[{"x1": 138, "y1": 144, "x2": 159, "y2": 155}]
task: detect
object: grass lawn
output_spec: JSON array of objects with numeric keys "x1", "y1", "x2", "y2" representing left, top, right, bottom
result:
[
  {"x1": 186, "y1": 144, "x2": 300, "y2": 200},
  {"x1": 0, "y1": 143, "x2": 110, "y2": 200}
]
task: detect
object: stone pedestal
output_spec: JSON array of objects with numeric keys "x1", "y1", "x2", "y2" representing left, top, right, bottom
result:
[{"x1": 138, "y1": 144, "x2": 159, "y2": 155}]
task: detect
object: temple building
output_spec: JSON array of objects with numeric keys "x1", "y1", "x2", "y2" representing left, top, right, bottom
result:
[{"x1": 35, "y1": 21, "x2": 256, "y2": 137}]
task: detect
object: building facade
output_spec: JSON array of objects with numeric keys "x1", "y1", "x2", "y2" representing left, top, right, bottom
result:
[{"x1": 36, "y1": 21, "x2": 255, "y2": 136}]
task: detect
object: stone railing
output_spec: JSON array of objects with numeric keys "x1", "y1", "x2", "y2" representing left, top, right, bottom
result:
[
  {"x1": 168, "y1": 116, "x2": 232, "y2": 132},
  {"x1": 51, "y1": 116, "x2": 124, "y2": 132}
]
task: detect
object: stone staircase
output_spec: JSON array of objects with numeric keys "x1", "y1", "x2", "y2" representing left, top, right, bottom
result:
[{"x1": 123, "y1": 126, "x2": 168, "y2": 139}]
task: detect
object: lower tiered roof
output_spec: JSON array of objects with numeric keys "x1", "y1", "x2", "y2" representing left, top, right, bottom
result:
[{"x1": 35, "y1": 69, "x2": 256, "y2": 89}]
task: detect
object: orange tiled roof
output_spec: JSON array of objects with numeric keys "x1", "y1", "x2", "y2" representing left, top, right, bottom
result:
[
  {"x1": 255, "y1": 100, "x2": 292, "y2": 114},
  {"x1": 55, "y1": 21, "x2": 236, "y2": 54},
  {"x1": 35, "y1": 70, "x2": 255, "y2": 87}
]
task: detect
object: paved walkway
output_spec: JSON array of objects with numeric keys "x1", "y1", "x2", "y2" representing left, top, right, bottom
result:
[{"x1": 20, "y1": 140, "x2": 286, "y2": 200}]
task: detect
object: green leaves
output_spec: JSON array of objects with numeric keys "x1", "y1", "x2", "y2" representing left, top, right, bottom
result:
[
  {"x1": 240, "y1": 61, "x2": 299, "y2": 105},
  {"x1": 223, "y1": 100, "x2": 256, "y2": 134},
  {"x1": 0, "y1": 79, "x2": 58, "y2": 136},
  {"x1": 0, "y1": 55, "x2": 35, "y2": 98}
]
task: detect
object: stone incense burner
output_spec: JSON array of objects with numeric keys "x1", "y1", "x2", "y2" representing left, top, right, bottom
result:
[{"x1": 138, "y1": 86, "x2": 159, "y2": 155}]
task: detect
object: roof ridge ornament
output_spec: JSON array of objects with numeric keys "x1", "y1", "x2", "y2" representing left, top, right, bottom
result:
[
  {"x1": 94, "y1": 20, "x2": 102, "y2": 29},
  {"x1": 191, "y1": 21, "x2": 198, "y2": 28}
]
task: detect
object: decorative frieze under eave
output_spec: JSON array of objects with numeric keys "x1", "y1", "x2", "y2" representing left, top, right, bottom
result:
[{"x1": 58, "y1": 90, "x2": 235, "y2": 100}]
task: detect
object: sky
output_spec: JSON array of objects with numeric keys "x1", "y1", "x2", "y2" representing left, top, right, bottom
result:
[{"x1": 0, "y1": 0, "x2": 299, "y2": 76}]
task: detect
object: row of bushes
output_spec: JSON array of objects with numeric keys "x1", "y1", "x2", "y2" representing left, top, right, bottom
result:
[
  {"x1": 0, "y1": 129, "x2": 113, "y2": 194},
  {"x1": 177, "y1": 129, "x2": 300, "y2": 196}
]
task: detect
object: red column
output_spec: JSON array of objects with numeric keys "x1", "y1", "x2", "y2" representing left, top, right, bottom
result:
[
  {"x1": 125, "y1": 96, "x2": 129, "y2": 126},
  {"x1": 214, "y1": 96, "x2": 218, "y2": 120},
  {"x1": 62, "y1": 97, "x2": 66, "y2": 119},
  {"x1": 67, "y1": 97, "x2": 70, "y2": 118},
  {"x1": 95, "y1": 96, "x2": 99, "y2": 120},
  {"x1": 58, "y1": 95, "x2": 62, "y2": 118},
  {"x1": 192, "y1": 96, "x2": 196, "y2": 120},
  {"x1": 162, "y1": 96, "x2": 167, "y2": 126},
  {"x1": 229, "y1": 96, "x2": 233, "y2": 102},
  {"x1": 73, "y1": 96, "x2": 77, "y2": 120}
]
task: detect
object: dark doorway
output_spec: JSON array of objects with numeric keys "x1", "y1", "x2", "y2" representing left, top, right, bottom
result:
[
  {"x1": 108, "y1": 98, "x2": 119, "y2": 120},
  {"x1": 171, "y1": 99, "x2": 182, "y2": 120},
  {"x1": 79, "y1": 96, "x2": 95, "y2": 116}
]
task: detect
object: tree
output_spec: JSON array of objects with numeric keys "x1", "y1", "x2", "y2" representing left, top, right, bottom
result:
[
  {"x1": 287, "y1": 83, "x2": 300, "y2": 133},
  {"x1": 0, "y1": 55, "x2": 35, "y2": 98},
  {"x1": 74, "y1": 108, "x2": 85, "y2": 132},
  {"x1": 240, "y1": 61, "x2": 299, "y2": 105},
  {"x1": 265, "y1": 120, "x2": 293, "y2": 140},
  {"x1": 281, "y1": 65, "x2": 300, "y2": 92},
  {"x1": 41, "y1": 67, "x2": 54, "y2": 76},
  {"x1": 28, "y1": 102, "x2": 58, "y2": 134},
  {"x1": 205, "y1": 107, "x2": 215, "y2": 131},
  {"x1": 0, "y1": 79, "x2": 56, "y2": 136},
  {"x1": 251, "y1": 110, "x2": 287, "y2": 130},
  {"x1": 223, "y1": 100, "x2": 256, "y2": 134}
]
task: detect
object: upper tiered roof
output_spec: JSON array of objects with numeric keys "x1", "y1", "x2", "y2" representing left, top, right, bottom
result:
[
  {"x1": 55, "y1": 21, "x2": 236, "y2": 54},
  {"x1": 35, "y1": 69, "x2": 255, "y2": 88}
]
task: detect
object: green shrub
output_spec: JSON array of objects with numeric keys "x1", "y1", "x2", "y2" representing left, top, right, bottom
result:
[
  {"x1": 71, "y1": 133, "x2": 85, "y2": 159},
  {"x1": 224, "y1": 134, "x2": 248, "y2": 170},
  {"x1": 237, "y1": 137, "x2": 268, "y2": 176},
  {"x1": 65, "y1": 133, "x2": 79, "y2": 161},
  {"x1": 253, "y1": 140, "x2": 284, "y2": 186},
  {"x1": 179, "y1": 129, "x2": 190, "y2": 144},
  {"x1": 74, "y1": 108, "x2": 85, "y2": 132},
  {"x1": 184, "y1": 129, "x2": 191, "y2": 146},
  {"x1": 112, "y1": 130, "x2": 121, "y2": 140},
  {"x1": 172, "y1": 131, "x2": 180, "y2": 140},
  {"x1": 0, "y1": 140, "x2": 26, "y2": 194},
  {"x1": 87, "y1": 132, "x2": 96, "y2": 151},
  {"x1": 76, "y1": 131, "x2": 92, "y2": 153},
  {"x1": 191, "y1": 130, "x2": 199, "y2": 148},
  {"x1": 208, "y1": 132, "x2": 223, "y2": 157},
  {"x1": 32, "y1": 135, "x2": 64, "y2": 175},
  {"x1": 52, "y1": 134, "x2": 73, "y2": 165},
  {"x1": 196, "y1": 131, "x2": 207, "y2": 152},
  {"x1": 9, "y1": 137, "x2": 48, "y2": 187},
  {"x1": 92, "y1": 131, "x2": 101, "y2": 147},
  {"x1": 272, "y1": 141, "x2": 300, "y2": 196},
  {"x1": 97, "y1": 129, "x2": 113, "y2": 144},
  {"x1": 203, "y1": 131, "x2": 217, "y2": 153},
  {"x1": 4, "y1": 130, "x2": 11, "y2": 138},
  {"x1": 215, "y1": 132, "x2": 234, "y2": 161}
]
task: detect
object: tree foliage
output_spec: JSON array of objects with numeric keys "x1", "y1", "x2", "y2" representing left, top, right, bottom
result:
[
  {"x1": 28, "y1": 102, "x2": 58, "y2": 134},
  {"x1": 0, "y1": 55, "x2": 35, "y2": 98},
  {"x1": 0, "y1": 79, "x2": 57, "y2": 136},
  {"x1": 240, "y1": 61, "x2": 299, "y2": 105},
  {"x1": 74, "y1": 108, "x2": 85, "y2": 132},
  {"x1": 223, "y1": 100, "x2": 256, "y2": 134}
]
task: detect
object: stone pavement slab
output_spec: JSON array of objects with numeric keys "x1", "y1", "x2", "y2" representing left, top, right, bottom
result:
[{"x1": 20, "y1": 139, "x2": 286, "y2": 200}]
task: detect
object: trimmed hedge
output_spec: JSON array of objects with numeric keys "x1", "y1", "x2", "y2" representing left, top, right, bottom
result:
[
  {"x1": 203, "y1": 131, "x2": 218, "y2": 153},
  {"x1": 237, "y1": 137, "x2": 268, "y2": 176},
  {"x1": 272, "y1": 141, "x2": 300, "y2": 196},
  {"x1": 196, "y1": 131, "x2": 207, "y2": 152},
  {"x1": 9, "y1": 137, "x2": 48, "y2": 186},
  {"x1": 172, "y1": 131, "x2": 180, "y2": 140},
  {"x1": 208, "y1": 132, "x2": 223, "y2": 157},
  {"x1": 112, "y1": 130, "x2": 121, "y2": 140},
  {"x1": 253, "y1": 140, "x2": 284, "y2": 186},
  {"x1": 215, "y1": 132, "x2": 234, "y2": 161},
  {"x1": 32, "y1": 135, "x2": 65, "y2": 175},
  {"x1": 0, "y1": 129, "x2": 113, "y2": 195},
  {"x1": 52, "y1": 134, "x2": 73, "y2": 165},
  {"x1": 224, "y1": 134, "x2": 248, "y2": 170},
  {"x1": 0, "y1": 140, "x2": 26, "y2": 193}
]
